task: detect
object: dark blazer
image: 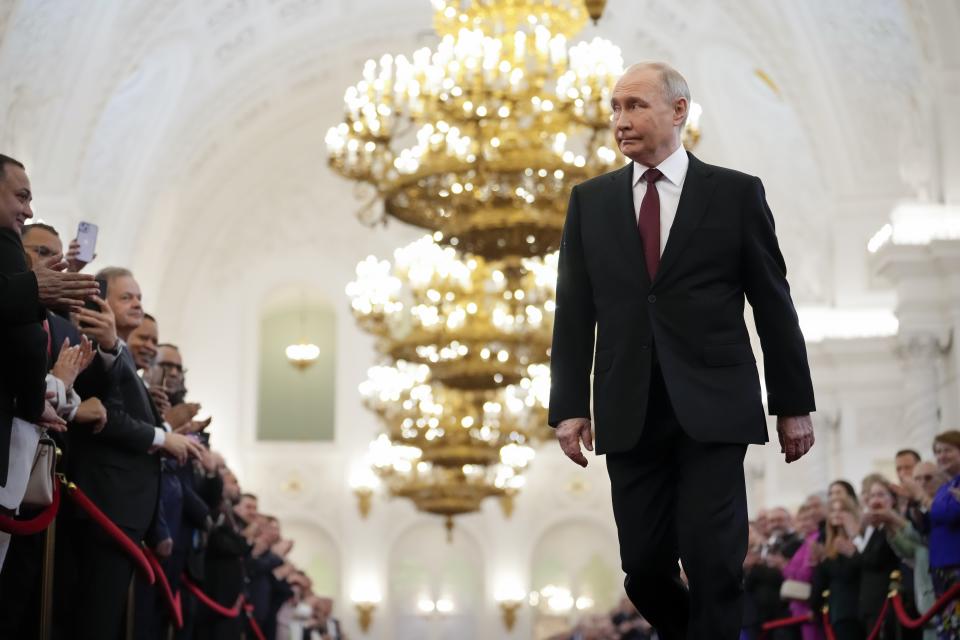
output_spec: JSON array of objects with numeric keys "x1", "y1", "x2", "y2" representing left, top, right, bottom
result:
[
  {"x1": 0, "y1": 227, "x2": 47, "y2": 486},
  {"x1": 548, "y1": 153, "x2": 815, "y2": 452},
  {"x1": 854, "y1": 528, "x2": 904, "y2": 632},
  {"x1": 68, "y1": 346, "x2": 161, "y2": 533},
  {"x1": 815, "y1": 554, "x2": 861, "y2": 624}
]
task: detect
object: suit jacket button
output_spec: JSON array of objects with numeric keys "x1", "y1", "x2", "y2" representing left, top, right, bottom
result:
[{"x1": 647, "y1": 294, "x2": 657, "y2": 303}]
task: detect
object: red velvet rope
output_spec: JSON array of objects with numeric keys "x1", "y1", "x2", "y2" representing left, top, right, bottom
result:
[
  {"x1": 0, "y1": 478, "x2": 60, "y2": 535},
  {"x1": 768, "y1": 580, "x2": 960, "y2": 638},
  {"x1": 180, "y1": 575, "x2": 244, "y2": 618},
  {"x1": 863, "y1": 598, "x2": 891, "y2": 640},
  {"x1": 758, "y1": 613, "x2": 813, "y2": 638},
  {"x1": 144, "y1": 547, "x2": 183, "y2": 630},
  {"x1": 65, "y1": 483, "x2": 155, "y2": 584},
  {"x1": 890, "y1": 582, "x2": 960, "y2": 629},
  {"x1": 244, "y1": 604, "x2": 267, "y2": 640}
]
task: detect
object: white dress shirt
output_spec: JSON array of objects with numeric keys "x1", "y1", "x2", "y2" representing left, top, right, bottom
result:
[{"x1": 632, "y1": 144, "x2": 690, "y2": 257}]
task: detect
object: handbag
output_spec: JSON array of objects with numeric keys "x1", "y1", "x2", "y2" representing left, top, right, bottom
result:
[
  {"x1": 780, "y1": 579, "x2": 812, "y2": 601},
  {"x1": 21, "y1": 436, "x2": 56, "y2": 509}
]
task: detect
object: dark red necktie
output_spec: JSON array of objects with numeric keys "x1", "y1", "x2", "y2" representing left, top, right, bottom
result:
[{"x1": 637, "y1": 168, "x2": 663, "y2": 280}]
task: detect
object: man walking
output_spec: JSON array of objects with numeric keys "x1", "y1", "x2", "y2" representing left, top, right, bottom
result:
[{"x1": 549, "y1": 62, "x2": 816, "y2": 639}]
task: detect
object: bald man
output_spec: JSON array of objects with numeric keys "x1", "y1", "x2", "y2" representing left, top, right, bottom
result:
[{"x1": 548, "y1": 62, "x2": 816, "y2": 639}]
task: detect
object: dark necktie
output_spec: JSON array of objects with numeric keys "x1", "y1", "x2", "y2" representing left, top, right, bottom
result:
[{"x1": 637, "y1": 168, "x2": 663, "y2": 280}]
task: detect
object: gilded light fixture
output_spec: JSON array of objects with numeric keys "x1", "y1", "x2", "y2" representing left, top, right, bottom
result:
[
  {"x1": 498, "y1": 599, "x2": 523, "y2": 630},
  {"x1": 355, "y1": 602, "x2": 376, "y2": 633}
]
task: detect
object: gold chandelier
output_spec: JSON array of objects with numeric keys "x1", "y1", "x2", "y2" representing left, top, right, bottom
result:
[{"x1": 329, "y1": 0, "x2": 701, "y2": 525}]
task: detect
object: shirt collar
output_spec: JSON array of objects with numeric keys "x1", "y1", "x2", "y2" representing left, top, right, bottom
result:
[{"x1": 632, "y1": 144, "x2": 689, "y2": 188}]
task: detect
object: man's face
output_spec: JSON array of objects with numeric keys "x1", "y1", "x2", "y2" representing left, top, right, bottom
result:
[
  {"x1": 106, "y1": 275, "x2": 144, "y2": 338},
  {"x1": 754, "y1": 509, "x2": 770, "y2": 536},
  {"x1": 235, "y1": 496, "x2": 258, "y2": 523},
  {"x1": 22, "y1": 226, "x2": 62, "y2": 264},
  {"x1": 610, "y1": 67, "x2": 686, "y2": 166},
  {"x1": 768, "y1": 508, "x2": 792, "y2": 534},
  {"x1": 155, "y1": 345, "x2": 184, "y2": 390},
  {"x1": 912, "y1": 462, "x2": 946, "y2": 499},
  {"x1": 0, "y1": 165, "x2": 33, "y2": 233},
  {"x1": 127, "y1": 317, "x2": 158, "y2": 370},
  {"x1": 803, "y1": 496, "x2": 826, "y2": 523},
  {"x1": 895, "y1": 453, "x2": 919, "y2": 484}
]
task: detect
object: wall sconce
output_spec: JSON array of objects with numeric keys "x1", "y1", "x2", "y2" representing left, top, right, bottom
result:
[
  {"x1": 354, "y1": 602, "x2": 376, "y2": 633},
  {"x1": 495, "y1": 582, "x2": 527, "y2": 632},
  {"x1": 351, "y1": 583, "x2": 382, "y2": 634},
  {"x1": 349, "y1": 466, "x2": 379, "y2": 519},
  {"x1": 498, "y1": 600, "x2": 523, "y2": 631}
]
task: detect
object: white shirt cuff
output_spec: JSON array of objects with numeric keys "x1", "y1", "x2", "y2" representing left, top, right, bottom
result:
[
  {"x1": 98, "y1": 341, "x2": 123, "y2": 367},
  {"x1": 152, "y1": 428, "x2": 166, "y2": 448}
]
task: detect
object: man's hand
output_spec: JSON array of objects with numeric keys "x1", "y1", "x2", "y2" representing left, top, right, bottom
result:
[
  {"x1": 38, "y1": 398, "x2": 68, "y2": 432},
  {"x1": 176, "y1": 416, "x2": 211, "y2": 435},
  {"x1": 556, "y1": 417, "x2": 593, "y2": 468},
  {"x1": 66, "y1": 239, "x2": 96, "y2": 273},
  {"x1": 74, "y1": 397, "x2": 108, "y2": 433},
  {"x1": 74, "y1": 296, "x2": 118, "y2": 351},
  {"x1": 776, "y1": 414, "x2": 814, "y2": 463},
  {"x1": 160, "y1": 431, "x2": 204, "y2": 465},
  {"x1": 155, "y1": 537, "x2": 174, "y2": 558},
  {"x1": 32, "y1": 254, "x2": 98, "y2": 310},
  {"x1": 164, "y1": 402, "x2": 200, "y2": 430},
  {"x1": 50, "y1": 336, "x2": 96, "y2": 389}
]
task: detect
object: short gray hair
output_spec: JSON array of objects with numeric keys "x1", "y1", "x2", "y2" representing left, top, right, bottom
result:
[
  {"x1": 95, "y1": 266, "x2": 133, "y2": 285},
  {"x1": 624, "y1": 61, "x2": 691, "y2": 126}
]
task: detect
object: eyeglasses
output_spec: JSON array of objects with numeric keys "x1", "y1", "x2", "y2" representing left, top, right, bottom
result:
[
  {"x1": 157, "y1": 362, "x2": 186, "y2": 374},
  {"x1": 914, "y1": 474, "x2": 934, "y2": 482},
  {"x1": 24, "y1": 244, "x2": 57, "y2": 258}
]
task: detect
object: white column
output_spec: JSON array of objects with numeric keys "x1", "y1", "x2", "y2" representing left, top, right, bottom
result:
[{"x1": 897, "y1": 333, "x2": 944, "y2": 450}]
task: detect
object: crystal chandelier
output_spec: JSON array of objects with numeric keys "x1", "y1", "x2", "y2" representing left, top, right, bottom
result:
[{"x1": 329, "y1": 0, "x2": 702, "y2": 525}]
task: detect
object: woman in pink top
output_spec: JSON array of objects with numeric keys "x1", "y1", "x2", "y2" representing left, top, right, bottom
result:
[{"x1": 782, "y1": 501, "x2": 826, "y2": 640}]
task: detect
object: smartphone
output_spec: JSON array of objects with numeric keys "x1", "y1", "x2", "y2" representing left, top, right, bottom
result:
[
  {"x1": 83, "y1": 278, "x2": 107, "y2": 312},
  {"x1": 75, "y1": 221, "x2": 98, "y2": 264}
]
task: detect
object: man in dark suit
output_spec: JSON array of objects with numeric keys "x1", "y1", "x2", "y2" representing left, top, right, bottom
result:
[
  {"x1": 548, "y1": 62, "x2": 816, "y2": 639},
  {"x1": 0, "y1": 155, "x2": 96, "y2": 489},
  {"x1": 55, "y1": 267, "x2": 202, "y2": 639}
]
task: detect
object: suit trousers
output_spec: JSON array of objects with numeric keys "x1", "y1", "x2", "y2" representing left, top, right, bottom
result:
[
  {"x1": 53, "y1": 513, "x2": 139, "y2": 640},
  {"x1": 606, "y1": 365, "x2": 748, "y2": 640}
]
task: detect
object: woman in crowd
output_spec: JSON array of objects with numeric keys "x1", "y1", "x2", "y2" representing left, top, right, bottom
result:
[
  {"x1": 858, "y1": 477, "x2": 920, "y2": 639},
  {"x1": 815, "y1": 494, "x2": 864, "y2": 640},
  {"x1": 781, "y1": 503, "x2": 824, "y2": 640},
  {"x1": 829, "y1": 480, "x2": 859, "y2": 507},
  {"x1": 929, "y1": 430, "x2": 960, "y2": 639}
]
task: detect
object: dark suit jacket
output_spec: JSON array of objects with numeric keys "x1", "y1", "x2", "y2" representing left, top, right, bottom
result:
[
  {"x1": 68, "y1": 346, "x2": 161, "y2": 533},
  {"x1": 854, "y1": 528, "x2": 902, "y2": 628},
  {"x1": 548, "y1": 153, "x2": 815, "y2": 452},
  {"x1": 815, "y1": 554, "x2": 861, "y2": 624},
  {"x1": 0, "y1": 227, "x2": 47, "y2": 486}
]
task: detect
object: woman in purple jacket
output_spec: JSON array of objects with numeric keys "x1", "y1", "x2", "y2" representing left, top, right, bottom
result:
[
  {"x1": 929, "y1": 430, "x2": 960, "y2": 639},
  {"x1": 782, "y1": 501, "x2": 825, "y2": 640}
]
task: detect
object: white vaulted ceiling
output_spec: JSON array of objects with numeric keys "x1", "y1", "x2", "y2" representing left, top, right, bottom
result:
[{"x1": 0, "y1": 0, "x2": 941, "y2": 318}]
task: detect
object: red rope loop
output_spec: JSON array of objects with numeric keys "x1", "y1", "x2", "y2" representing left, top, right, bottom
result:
[
  {"x1": 180, "y1": 575, "x2": 244, "y2": 618},
  {"x1": 758, "y1": 613, "x2": 813, "y2": 638},
  {"x1": 244, "y1": 604, "x2": 267, "y2": 640},
  {"x1": 863, "y1": 598, "x2": 891, "y2": 640},
  {"x1": 144, "y1": 547, "x2": 183, "y2": 630},
  {"x1": 0, "y1": 478, "x2": 60, "y2": 535},
  {"x1": 890, "y1": 582, "x2": 960, "y2": 629},
  {"x1": 64, "y1": 482, "x2": 155, "y2": 584}
]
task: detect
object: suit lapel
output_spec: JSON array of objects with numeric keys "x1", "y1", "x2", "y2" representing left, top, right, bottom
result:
[
  {"x1": 653, "y1": 152, "x2": 716, "y2": 286},
  {"x1": 608, "y1": 163, "x2": 652, "y2": 289}
]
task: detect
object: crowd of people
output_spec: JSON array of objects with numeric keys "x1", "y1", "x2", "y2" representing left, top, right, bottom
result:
[
  {"x1": 0, "y1": 153, "x2": 344, "y2": 639},
  {"x1": 554, "y1": 436, "x2": 960, "y2": 640},
  {"x1": 742, "y1": 438, "x2": 960, "y2": 640}
]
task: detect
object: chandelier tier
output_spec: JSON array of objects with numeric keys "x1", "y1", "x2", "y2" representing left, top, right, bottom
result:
[
  {"x1": 331, "y1": 0, "x2": 703, "y2": 525},
  {"x1": 347, "y1": 236, "x2": 557, "y2": 389},
  {"x1": 325, "y1": 1, "x2": 626, "y2": 259}
]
